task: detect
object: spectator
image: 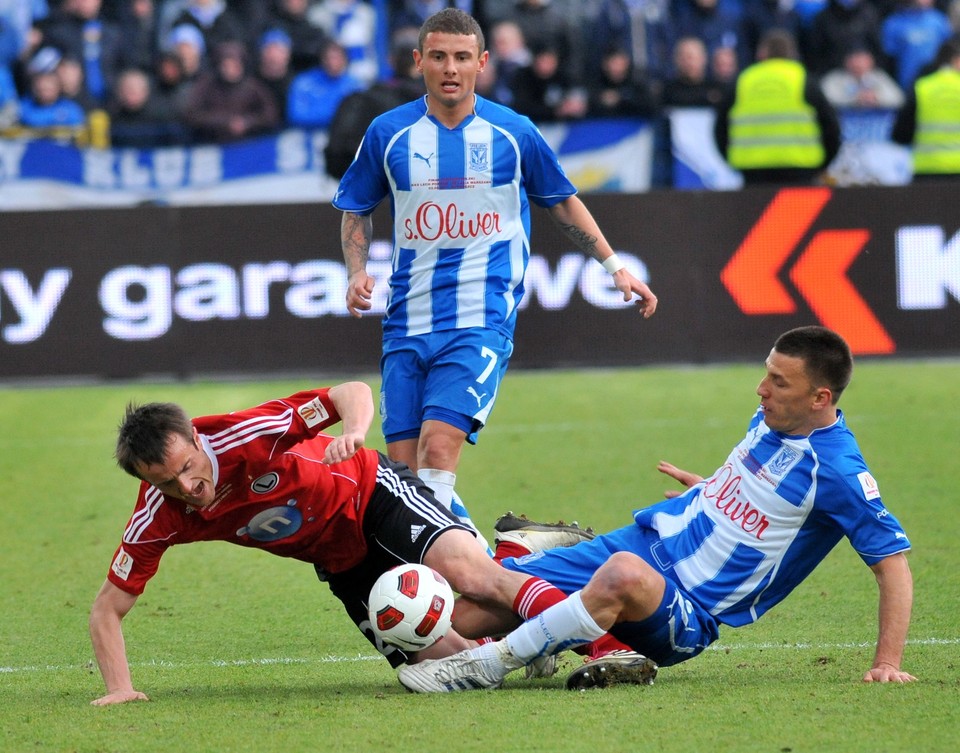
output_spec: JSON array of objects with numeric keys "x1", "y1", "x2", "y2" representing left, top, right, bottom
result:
[
  {"x1": 509, "y1": 40, "x2": 587, "y2": 122},
  {"x1": 261, "y1": 0, "x2": 328, "y2": 74},
  {"x1": 821, "y1": 45, "x2": 905, "y2": 109},
  {"x1": 19, "y1": 53, "x2": 86, "y2": 130},
  {"x1": 286, "y1": 39, "x2": 364, "y2": 129},
  {"x1": 55, "y1": 52, "x2": 98, "y2": 110},
  {"x1": 586, "y1": 0, "x2": 673, "y2": 82},
  {"x1": 892, "y1": 36, "x2": 960, "y2": 179},
  {"x1": 672, "y1": 0, "x2": 746, "y2": 71},
  {"x1": 165, "y1": 22, "x2": 206, "y2": 85},
  {"x1": 587, "y1": 44, "x2": 659, "y2": 117},
  {"x1": 323, "y1": 26, "x2": 424, "y2": 178},
  {"x1": 485, "y1": 19, "x2": 530, "y2": 105},
  {"x1": 804, "y1": 0, "x2": 885, "y2": 77},
  {"x1": 183, "y1": 39, "x2": 280, "y2": 142},
  {"x1": 35, "y1": 0, "x2": 125, "y2": 106},
  {"x1": 115, "y1": 0, "x2": 159, "y2": 72},
  {"x1": 714, "y1": 28, "x2": 841, "y2": 184},
  {"x1": 882, "y1": 0, "x2": 952, "y2": 89},
  {"x1": 153, "y1": 49, "x2": 192, "y2": 117},
  {"x1": 662, "y1": 34, "x2": 728, "y2": 107},
  {"x1": 254, "y1": 28, "x2": 295, "y2": 117},
  {"x1": 0, "y1": 58, "x2": 19, "y2": 126},
  {"x1": 308, "y1": 0, "x2": 379, "y2": 84},
  {"x1": 164, "y1": 0, "x2": 247, "y2": 54},
  {"x1": 740, "y1": 0, "x2": 802, "y2": 67},
  {"x1": 508, "y1": 0, "x2": 584, "y2": 90},
  {"x1": 710, "y1": 42, "x2": 739, "y2": 84},
  {"x1": 107, "y1": 66, "x2": 188, "y2": 146}
]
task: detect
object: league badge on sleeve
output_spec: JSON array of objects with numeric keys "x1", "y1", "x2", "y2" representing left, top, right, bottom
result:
[
  {"x1": 857, "y1": 471, "x2": 881, "y2": 500},
  {"x1": 297, "y1": 397, "x2": 329, "y2": 428}
]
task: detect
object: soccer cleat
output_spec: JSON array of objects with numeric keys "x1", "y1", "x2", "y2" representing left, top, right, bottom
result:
[
  {"x1": 398, "y1": 648, "x2": 506, "y2": 693},
  {"x1": 525, "y1": 653, "x2": 558, "y2": 679},
  {"x1": 565, "y1": 650, "x2": 658, "y2": 690},
  {"x1": 494, "y1": 511, "x2": 596, "y2": 553}
]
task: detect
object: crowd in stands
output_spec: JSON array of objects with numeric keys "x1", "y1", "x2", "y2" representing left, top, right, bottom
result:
[{"x1": 1, "y1": 0, "x2": 958, "y2": 156}]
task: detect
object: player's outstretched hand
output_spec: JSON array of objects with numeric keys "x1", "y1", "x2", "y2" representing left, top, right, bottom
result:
[
  {"x1": 91, "y1": 689, "x2": 149, "y2": 706},
  {"x1": 613, "y1": 269, "x2": 658, "y2": 319},
  {"x1": 323, "y1": 432, "x2": 365, "y2": 464},
  {"x1": 346, "y1": 272, "x2": 376, "y2": 318},
  {"x1": 862, "y1": 664, "x2": 918, "y2": 683},
  {"x1": 657, "y1": 461, "x2": 703, "y2": 498}
]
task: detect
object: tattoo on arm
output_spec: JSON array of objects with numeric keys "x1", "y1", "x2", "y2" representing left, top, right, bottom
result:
[
  {"x1": 342, "y1": 213, "x2": 372, "y2": 274},
  {"x1": 557, "y1": 223, "x2": 599, "y2": 256}
]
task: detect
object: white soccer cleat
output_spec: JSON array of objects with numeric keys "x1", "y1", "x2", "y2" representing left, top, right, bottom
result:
[
  {"x1": 565, "y1": 650, "x2": 658, "y2": 690},
  {"x1": 398, "y1": 648, "x2": 506, "y2": 693},
  {"x1": 494, "y1": 511, "x2": 595, "y2": 554},
  {"x1": 525, "y1": 653, "x2": 558, "y2": 679}
]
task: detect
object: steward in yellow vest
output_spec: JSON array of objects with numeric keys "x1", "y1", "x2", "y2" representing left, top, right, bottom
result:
[
  {"x1": 892, "y1": 37, "x2": 960, "y2": 180},
  {"x1": 714, "y1": 29, "x2": 841, "y2": 185}
]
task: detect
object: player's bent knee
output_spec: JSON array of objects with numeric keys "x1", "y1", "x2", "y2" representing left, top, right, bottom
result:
[{"x1": 593, "y1": 551, "x2": 659, "y2": 599}]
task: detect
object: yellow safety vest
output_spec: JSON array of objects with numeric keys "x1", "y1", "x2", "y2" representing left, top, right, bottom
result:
[
  {"x1": 913, "y1": 67, "x2": 960, "y2": 174},
  {"x1": 727, "y1": 59, "x2": 825, "y2": 170}
]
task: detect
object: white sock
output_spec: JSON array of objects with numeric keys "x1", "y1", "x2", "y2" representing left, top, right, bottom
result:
[
  {"x1": 505, "y1": 592, "x2": 606, "y2": 663},
  {"x1": 418, "y1": 468, "x2": 456, "y2": 509},
  {"x1": 418, "y1": 468, "x2": 492, "y2": 555}
]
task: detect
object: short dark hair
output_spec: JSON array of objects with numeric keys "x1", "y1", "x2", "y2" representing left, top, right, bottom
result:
[
  {"x1": 418, "y1": 8, "x2": 485, "y2": 55},
  {"x1": 115, "y1": 402, "x2": 193, "y2": 478},
  {"x1": 773, "y1": 326, "x2": 853, "y2": 402}
]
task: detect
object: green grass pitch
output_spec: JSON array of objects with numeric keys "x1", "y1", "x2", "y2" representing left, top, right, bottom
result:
[{"x1": 1, "y1": 360, "x2": 958, "y2": 753}]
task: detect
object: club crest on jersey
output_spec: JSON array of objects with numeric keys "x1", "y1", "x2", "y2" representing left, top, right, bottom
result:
[
  {"x1": 767, "y1": 446, "x2": 801, "y2": 478},
  {"x1": 469, "y1": 143, "x2": 489, "y2": 172},
  {"x1": 251, "y1": 472, "x2": 279, "y2": 494}
]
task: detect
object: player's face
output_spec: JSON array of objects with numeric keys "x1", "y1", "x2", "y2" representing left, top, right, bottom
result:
[
  {"x1": 135, "y1": 428, "x2": 216, "y2": 508},
  {"x1": 756, "y1": 349, "x2": 830, "y2": 436},
  {"x1": 414, "y1": 31, "x2": 488, "y2": 118}
]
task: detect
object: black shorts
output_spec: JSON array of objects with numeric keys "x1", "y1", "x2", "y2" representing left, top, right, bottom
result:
[{"x1": 318, "y1": 453, "x2": 472, "y2": 667}]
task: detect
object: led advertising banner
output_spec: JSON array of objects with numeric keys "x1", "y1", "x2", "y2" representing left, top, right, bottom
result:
[{"x1": 1, "y1": 184, "x2": 957, "y2": 380}]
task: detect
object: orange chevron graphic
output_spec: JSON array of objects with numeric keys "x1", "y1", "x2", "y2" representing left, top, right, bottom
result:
[{"x1": 721, "y1": 188, "x2": 896, "y2": 355}]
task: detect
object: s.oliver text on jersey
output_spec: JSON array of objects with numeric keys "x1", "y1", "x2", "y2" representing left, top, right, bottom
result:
[{"x1": 403, "y1": 202, "x2": 502, "y2": 242}]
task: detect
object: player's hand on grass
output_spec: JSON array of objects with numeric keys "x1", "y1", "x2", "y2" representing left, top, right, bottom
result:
[
  {"x1": 346, "y1": 272, "x2": 375, "y2": 318},
  {"x1": 862, "y1": 664, "x2": 918, "y2": 683},
  {"x1": 91, "y1": 689, "x2": 149, "y2": 706},
  {"x1": 613, "y1": 269, "x2": 658, "y2": 319},
  {"x1": 323, "y1": 432, "x2": 365, "y2": 464},
  {"x1": 657, "y1": 461, "x2": 703, "y2": 498}
]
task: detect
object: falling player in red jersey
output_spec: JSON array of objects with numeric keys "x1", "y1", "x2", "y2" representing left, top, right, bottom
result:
[{"x1": 89, "y1": 381, "x2": 577, "y2": 705}]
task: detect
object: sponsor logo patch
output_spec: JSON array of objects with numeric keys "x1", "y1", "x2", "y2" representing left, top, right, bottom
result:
[
  {"x1": 298, "y1": 397, "x2": 329, "y2": 428},
  {"x1": 858, "y1": 471, "x2": 881, "y2": 500},
  {"x1": 111, "y1": 547, "x2": 133, "y2": 581}
]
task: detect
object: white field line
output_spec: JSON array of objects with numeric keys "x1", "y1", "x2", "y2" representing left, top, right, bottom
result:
[{"x1": 2, "y1": 637, "x2": 958, "y2": 676}]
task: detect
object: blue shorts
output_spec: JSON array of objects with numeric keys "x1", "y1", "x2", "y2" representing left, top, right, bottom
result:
[
  {"x1": 380, "y1": 328, "x2": 513, "y2": 445},
  {"x1": 501, "y1": 524, "x2": 720, "y2": 667}
]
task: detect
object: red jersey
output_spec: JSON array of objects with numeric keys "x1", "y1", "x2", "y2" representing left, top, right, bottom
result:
[{"x1": 107, "y1": 389, "x2": 379, "y2": 595}]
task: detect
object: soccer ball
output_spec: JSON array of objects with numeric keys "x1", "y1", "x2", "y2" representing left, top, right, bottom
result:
[{"x1": 367, "y1": 564, "x2": 455, "y2": 652}]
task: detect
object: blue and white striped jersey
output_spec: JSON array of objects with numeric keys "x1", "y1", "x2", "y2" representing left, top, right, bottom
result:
[
  {"x1": 333, "y1": 95, "x2": 577, "y2": 340},
  {"x1": 634, "y1": 408, "x2": 911, "y2": 627}
]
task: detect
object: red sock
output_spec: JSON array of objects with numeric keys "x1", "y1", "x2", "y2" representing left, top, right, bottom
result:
[
  {"x1": 512, "y1": 576, "x2": 566, "y2": 620},
  {"x1": 494, "y1": 541, "x2": 530, "y2": 563},
  {"x1": 576, "y1": 633, "x2": 633, "y2": 657}
]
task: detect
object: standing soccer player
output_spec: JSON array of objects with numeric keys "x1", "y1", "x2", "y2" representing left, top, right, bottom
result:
[{"x1": 333, "y1": 9, "x2": 658, "y2": 544}]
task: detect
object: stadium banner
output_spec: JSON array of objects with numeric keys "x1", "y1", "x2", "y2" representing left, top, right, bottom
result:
[
  {"x1": 670, "y1": 107, "x2": 912, "y2": 189},
  {"x1": 1, "y1": 184, "x2": 958, "y2": 380},
  {"x1": 0, "y1": 119, "x2": 652, "y2": 211}
]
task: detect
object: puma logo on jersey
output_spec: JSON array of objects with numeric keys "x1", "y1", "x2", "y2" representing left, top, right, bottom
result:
[
  {"x1": 414, "y1": 152, "x2": 434, "y2": 167},
  {"x1": 410, "y1": 524, "x2": 427, "y2": 542},
  {"x1": 466, "y1": 386, "x2": 487, "y2": 407}
]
